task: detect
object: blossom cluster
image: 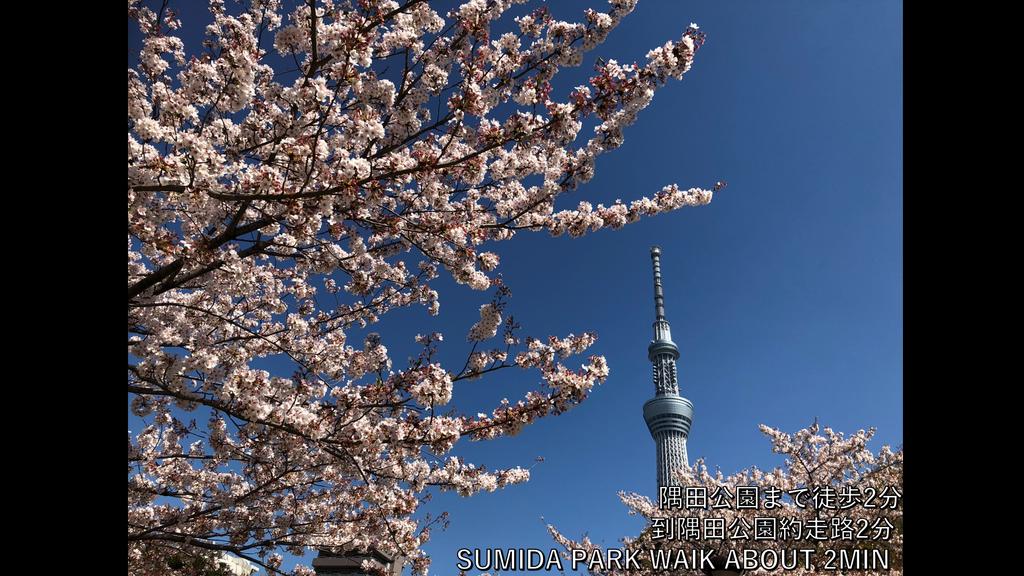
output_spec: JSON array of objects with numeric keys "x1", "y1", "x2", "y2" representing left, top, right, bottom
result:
[
  {"x1": 128, "y1": 0, "x2": 716, "y2": 574},
  {"x1": 550, "y1": 422, "x2": 904, "y2": 576}
]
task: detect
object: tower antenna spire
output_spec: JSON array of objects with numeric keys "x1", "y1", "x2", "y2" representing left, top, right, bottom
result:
[{"x1": 651, "y1": 246, "x2": 666, "y2": 322}]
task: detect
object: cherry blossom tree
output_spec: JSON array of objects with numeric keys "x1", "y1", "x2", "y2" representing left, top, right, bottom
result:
[
  {"x1": 128, "y1": 1, "x2": 721, "y2": 574},
  {"x1": 549, "y1": 422, "x2": 904, "y2": 576}
]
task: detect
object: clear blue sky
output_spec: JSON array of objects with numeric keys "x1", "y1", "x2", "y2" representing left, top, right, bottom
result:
[
  {"x1": 130, "y1": 1, "x2": 902, "y2": 573},
  {"x1": 405, "y1": 1, "x2": 902, "y2": 572}
]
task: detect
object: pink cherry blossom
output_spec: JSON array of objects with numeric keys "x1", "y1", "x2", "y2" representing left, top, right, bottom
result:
[
  {"x1": 128, "y1": 1, "x2": 719, "y2": 574},
  {"x1": 550, "y1": 422, "x2": 904, "y2": 576}
]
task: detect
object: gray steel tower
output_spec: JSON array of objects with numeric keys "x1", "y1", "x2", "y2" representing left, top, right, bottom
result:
[{"x1": 643, "y1": 246, "x2": 694, "y2": 488}]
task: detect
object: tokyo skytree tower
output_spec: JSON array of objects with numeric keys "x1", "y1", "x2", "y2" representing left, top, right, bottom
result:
[{"x1": 643, "y1": 246, "x2": 694, "y2": 488}]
